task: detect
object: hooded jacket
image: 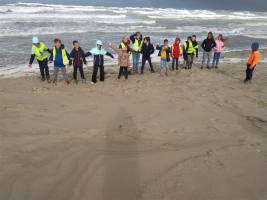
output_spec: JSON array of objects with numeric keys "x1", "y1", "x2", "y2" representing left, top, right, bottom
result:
[
  {"x1": 48, "y1": 44, "x2": 71, "y2": 67},
  {"x1": 247, "y1": 43, "x2": 260, "y2": 67},
  {"x1": 69, "y1": 47, "x2": 87, "y2": 67},
  {"x1": 170, "y1": 37, "x2": 182, "y2": 58},
  {"x1": 141, "y1": 42, "x2": 155, "y2": 57},
  {"x1": 201, "y1": 37, "x2": 216, "y2": 52},
  {"x1": 109, "y1": 44, "x2": 131, "y2": 67},
  {"x1": 83, "y1": 40, "x2": 114, "y2": 66},
  {"x1": 156, "y1": 45, "x2": 170, "y2": 62},
  {"x1": 29, "y1": 37, "x2": 51, "y2": 64}
]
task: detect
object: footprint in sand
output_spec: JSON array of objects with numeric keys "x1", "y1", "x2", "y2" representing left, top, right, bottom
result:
[
  {"x1": 32, "y1": 87, "x2": 49, "y2": 94},
  {"x1": 160, "y1": 143, "x2": 179, "y2": 151},
  {"x1": 206, "y1": 157, "x2": 224, "y2": 166}
]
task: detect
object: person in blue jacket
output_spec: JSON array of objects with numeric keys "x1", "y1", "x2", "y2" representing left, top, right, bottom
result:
[
  {"x1": 48, "y1": 38, "x2": 71, "y2": 85},
  {"x1": 28, "y1": 37, "x2": 52, "y2": 82},
  {"x1": 83, "y1": 40, "x2": 114, "y2": 84}
]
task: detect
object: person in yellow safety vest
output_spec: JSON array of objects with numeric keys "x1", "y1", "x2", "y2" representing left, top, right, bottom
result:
[
  {"x1": 48, "y1": 38, "x2": 71, "y2": 85},
  {"x1": 28, "y1": 37, "x2": 52, "y2": 82},
  {"x1": 183, "y1": 36, "x2": 195, "y2": 69},
  {"x1": 130, "y1": 32, "x2": 143, "y2": 74},
  {"x1": 119, "y1": 35, "x2": 132, "y2": 75}
]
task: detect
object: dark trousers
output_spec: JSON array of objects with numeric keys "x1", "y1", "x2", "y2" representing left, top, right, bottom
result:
[
  {"x1": 38, "y1": 58, "x2": 49, "y2": 77},
  {"x1": 246, "y1": 64, "x2": 255, "y2": 80},
  {"x1": 141, "y1": 56, "x2": 154, "y2": 72},
  {"x1": 172, "y1": 57, "x2": 179, "y2": 69},
  {"x1": 92, "y1": 65, "x2": 104, "y2": 83},
  {"x1": 73, "y1": 66, "x2": 85, "y2": 79},
  {"x1": 118, "y1": 66, "x2": 128, "y2": 79}
]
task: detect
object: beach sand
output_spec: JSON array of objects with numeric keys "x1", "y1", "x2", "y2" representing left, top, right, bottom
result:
[{"x1": 1, "y1": 50, "x2": 266, "y2": 199}]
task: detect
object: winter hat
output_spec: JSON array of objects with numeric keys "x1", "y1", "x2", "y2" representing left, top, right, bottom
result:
[
  {"x1": 32, "y1": 37, "x2": 39, "y2": 44},
  {"x1": 251, "y1": 43, "x2": 259, "y2": 52},
  {"x1": 187, "y1": 36, "x2": 192, "y2": 41}
]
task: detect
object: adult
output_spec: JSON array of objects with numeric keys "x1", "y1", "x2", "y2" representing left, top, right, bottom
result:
[
  {"x1": 130, "y1": 32, "x2": 143, "y2": 74},
  {"x1": 201, "y1": 32, "x2": 216, "y2": 69},
  {"x1": 28, "y1": 37, "x2": 52, "y2": 82}
]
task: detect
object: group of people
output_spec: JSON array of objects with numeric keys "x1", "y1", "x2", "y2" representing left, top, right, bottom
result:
[{"x1": 28, "y1": 31, "x2": 260, "y2": 85}]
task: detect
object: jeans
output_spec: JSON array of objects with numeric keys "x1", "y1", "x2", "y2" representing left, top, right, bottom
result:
[
  {"x1": 73, "y1": 66, "x2": 85, "y2": 79},
  {"x1": 38, "y1": 58, "x2": 49, "y2": 78},
  {"x1": 187, "y1": 54, "x2": 194, "y2": 69},
  {"x1": 118, "y1": 66, "x2": 128, "y2": 79},
  {"x1": 132, "y1": 52, "x2": 141, "y2": 71},
  {"x1": 92, "y1": 65, "x2": 104, "y2": 83},
  {"x1": 212, "y1": 52, "x2": 221, "y2": 66},
  {"x1": 246, "y1": 64, "x2": 255, "y2": 80},
  {"x1": 141, "y1": 56, "x2": 154, "y2": 72},
  {"x1": 54, "y1": 66, "x2": 68, "y2": 82},
  {"x1": 172, "y1": 58, "x2": 179, "y2": 69},
  {"x1": 161, "y1": 59, "x2": 169, "y2": 73},
  {"x1": 202, "y1": 51, "x2": 212, "y2": 67}
]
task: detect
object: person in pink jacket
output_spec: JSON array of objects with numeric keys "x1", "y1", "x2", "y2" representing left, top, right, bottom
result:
[{"x1": 212, "y1": 34, "x2": 226, "y2": 68}]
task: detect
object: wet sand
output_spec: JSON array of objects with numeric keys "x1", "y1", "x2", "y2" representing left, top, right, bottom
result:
[{"x1": 1, "y1": 50, "x2": 267, "y2": 199}]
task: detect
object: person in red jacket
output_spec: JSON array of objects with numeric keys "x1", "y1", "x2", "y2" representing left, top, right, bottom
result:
[
  {"x1": 244, "y1": 42, "x2": 260, "y2": 83},
  {"x1": 170, "y1": 37, "x2": 182, "y2": 70}
]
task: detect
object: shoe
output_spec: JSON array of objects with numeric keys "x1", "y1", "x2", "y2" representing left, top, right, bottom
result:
[
  {"x1": 73, "y1": 79, "x2": 77, "y2": 84},
  {"x1": 136, "y1": 70, "x2": 139, "y2": 74},
  {"x1": 200, "y1": 67, "x2": 203, "y2": 69},
  {"x1": 212, "y1": 66, "x2": 215, "y2": 69},
  {"x1": 140, "y1": 71, "x2": 144, "y2": 74},
  {"x1": 243, "y1": 79, "x2": 248, "y2": 83},
  {"x1": 160, "y1": 73, "x2": 164, "y2": 77},
  {"x1": 52, "y1": 80, "x2": 57, "y2": 85},
  {"x1": 41, "y1": 76, "x2": 45, "y2": 82},
  {"x1": 132, "y1": 70, "x2": 136, "y2": 75},
  {"x1": 151, "y1": 69, "x2": 155, "y2": 73},
  {"x1": 246, "y1": 79, "x2": 251, "y2": 83},
  {"x1": 46, "y1": 77, "x2": 51, "y2": 83},
  {"x1": 207, "y1": 66, "x2": 210, "y2": 69},
  {"x1": 115, "y1": 78, "x2": 119, "y2": 81},
  {"x1": 128, "y1": 71, "x2": 132, "y2": 75},
  {"x1": 182, "y1": 66, "x2": 185, "y2": 69},
  {"x1": 172, "y1": 68, "x2": 174, "y2": 71},
  {"x1": 215, "y1": 66, "x2": 218, "y2": 68},
  {"x1": 66, "y1": 81, "x2": 70, "y2": 85},
  {"x1": 82, "y1": 78, "x2": 87, "y2": 83},
  {"x1": 185, "y1": 67, "x2": 188, "y2": 69},
  {"x1": 166, "y1": 72, "x2": 170, "y2": 76},
  {"x1": 176, "y1": 68, "x2": 178, "y2": 70},
  {"x1": 125, "y1": 79, "x2": 128, "y2": 83},
  {"x1": 91, "y1": 82, "x2": 94, "y2": 84}
]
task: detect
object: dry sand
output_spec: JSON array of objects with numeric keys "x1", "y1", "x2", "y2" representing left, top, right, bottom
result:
[{"x1": 1, "y1": 50, "x2": 267, "y2": 200}]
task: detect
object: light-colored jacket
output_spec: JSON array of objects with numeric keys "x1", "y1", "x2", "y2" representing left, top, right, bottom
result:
[
  {"x1": 213, "y1": 39, "x2": 224, "y2": 53},
  {"x1": 110, "y1": 44, "x2": 131, "y2": 67}
]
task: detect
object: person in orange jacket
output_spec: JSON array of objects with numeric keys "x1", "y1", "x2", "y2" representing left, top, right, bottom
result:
[{"x1": 244, "y1": 43, "x2": 260, "y2": 83}]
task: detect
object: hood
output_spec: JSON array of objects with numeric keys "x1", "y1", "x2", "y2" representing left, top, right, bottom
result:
[
  {"x1": 32, "y1": 37, "x2": 39, "y2": 44},
  {"x1": 251, "y1": 43, "x2": 259, "y2": 52},
  {"x1": 55, "y1": 44, "x2": 65, "y2": 49},
  {"x1": 90, "y1": 40, "x2": 107, "y2": 55},
  {"x1": 174, "y1": 37, "x2": 180, "y2": 44},
  {"x1": 96, "y1": 40, "x2": 103, "y2": 47}
]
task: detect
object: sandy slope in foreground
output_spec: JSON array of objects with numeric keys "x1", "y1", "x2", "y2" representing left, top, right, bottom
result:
[{"x1": 1, "y1": 50, "x2": 267, "y2": 200}]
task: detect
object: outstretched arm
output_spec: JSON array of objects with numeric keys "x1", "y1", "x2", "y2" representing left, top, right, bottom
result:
[
  {"x1": 83, "y1": 52, "x2": 92, "y2": 58},
  {"x1": 106, "y1": 52, "x2": 114, "y2": 59}
]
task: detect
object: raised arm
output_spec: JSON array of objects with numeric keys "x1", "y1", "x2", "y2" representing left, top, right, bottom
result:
[{"x1": 109, "y1": 43, "x2": 121, "y2": 54}]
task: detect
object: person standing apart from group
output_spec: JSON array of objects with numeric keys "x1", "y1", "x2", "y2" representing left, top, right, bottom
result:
[
  {"x1": 140, "y1": 37, "x2": 155, "y2": 74},
  {"x1": 183, "y1": 36, "x2": 195, "y2": 69},
  {"x1": 212, "y1": 34, "x2": 226, "y2": 69},
  {"x1": 170, "y1": 37, "x2": 182, "y2": 70},
  {"x1": 28, "y1": 37, "x2": 52, "y2": 83},
  {"x1": 201, "y1": 32, "x2": 216, "y2": 69},
  {"x1": 130, "y1": 32, "x2": 143, "y2": 74},
  {"x1": 244, "y1": 43, "x2": 260, "y2": 83}
]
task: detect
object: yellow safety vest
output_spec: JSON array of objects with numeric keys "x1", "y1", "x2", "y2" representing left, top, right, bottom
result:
[
  {"x1": 184, "y1": 42, "x2": 195, "y2": 54},
  {"x1": 215, "y1": 40, "x2": 225, "y2": 51},
  {"x1": 120, "y1": 42, "x2": 131, "y2": 56},
  {"x1": 171, "y1": 44, "x2": 182, "y2": 56},
  {"x1": 53, "y1": 47, "x2": 69, "y2": 65},
  {"x1": 132, "y1": 38, "x2": 143, "y2": 52},
  {"x1": 33, "y1": 42, "x2": 48, "y2": 61}
]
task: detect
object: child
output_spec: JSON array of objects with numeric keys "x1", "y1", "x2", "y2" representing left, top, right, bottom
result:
[
  {"x1": 130, "y1": 32, "x2": 143, "y2": 74},
  {"x1": 140, "y1": 37, "x2": 155, "y2": 74},
  {"x1": 48, "y1": 38, "x2": 71, "y2": 85},
  {"x1": 212, "y1": 34, "x2": 226, "y2": 69},
  {"x1": 108, "y1": 40, "x2": 131, "y2": 82},
  {"x1": 28, "y1": 37, "x2": 52, "y2": 82},
  {"x1": 156, "y1": 39, "x2": 170, "y2": 76},
  {"x1": 192, "y1": 35, "x2": 198, "y2": 61},
  {"x1": 170, "y1": 37, "x2": 182, "y2": 70},
  {"x1": 201, "y1": 32, "x2": 216, "y2": 69},
  {"x1": 83, "y1": 40, "x2": 114, "y2": 84},
  {"x1": 69, "y1": 40, "x2": 87, "y2": 84},
  {"x1": 183, "y1": 36, "x2": 195, "y2": 69},
  {"x1": 244, "y1": 43, "x2": 260, "y2": 83},
  {"x1": 119, "y1": 35, "x2": 132, "y2": 75}
]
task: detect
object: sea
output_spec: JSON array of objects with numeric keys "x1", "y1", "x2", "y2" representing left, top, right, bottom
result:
[{"x1": 0, "y1": 0, "x2": 267, "y2": 74}]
